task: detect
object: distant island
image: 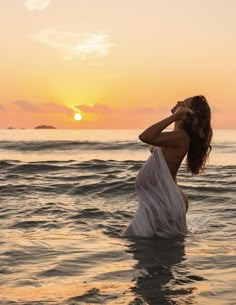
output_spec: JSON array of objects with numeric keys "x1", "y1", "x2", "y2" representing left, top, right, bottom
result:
[{"x1": 34, "y1": 125, "x2": 56, "y2": 129}]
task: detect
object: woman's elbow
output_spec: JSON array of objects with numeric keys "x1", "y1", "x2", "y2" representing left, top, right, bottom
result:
[
  {"x1": 139, "y1": 133, "x2": 149, "y2": 143},
  {"x1": 139, "y1": 133, "x2": 158, "y2": 145},
  {"x1": 138, "y1": 134, "x2": 143, "y2": 141}
]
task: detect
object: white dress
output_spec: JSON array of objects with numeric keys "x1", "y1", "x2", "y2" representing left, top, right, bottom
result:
[{"x1": 122, "y1": 147, "x2": 187, "y2": 238}]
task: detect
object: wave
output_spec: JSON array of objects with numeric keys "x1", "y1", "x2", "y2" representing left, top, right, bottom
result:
[
  {"x1": 0, "y1": 140, "x2": 234, "y2": 153},
  {"x1": 212, "y1": 143, "x2": 236, "y2": 153},
  {"x1": 0, "y1": 159, "x2": 235, "y2": 199},
  {"x1": 0, "y1": 159, "x2": 143, "y2": 173},
  {"x1": 0, "y1": 159, "x2": 235, "y2": 171},
  {"x1": 0, "y1": 140, "x2": 145, "y2": 152}
]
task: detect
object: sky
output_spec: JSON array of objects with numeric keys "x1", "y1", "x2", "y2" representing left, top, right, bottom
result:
[{"x1": 0, "y1": 0, "x2": 236, "y2": 129}]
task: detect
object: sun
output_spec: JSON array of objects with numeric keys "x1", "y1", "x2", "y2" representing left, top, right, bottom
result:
[{"x1": 74, "y1": 113, "x2": 83, "y2": 121}]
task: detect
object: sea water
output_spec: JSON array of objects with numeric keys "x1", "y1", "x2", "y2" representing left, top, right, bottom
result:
[{"x1": 0, "y1": 129, "x2": 235, "y2": 305}]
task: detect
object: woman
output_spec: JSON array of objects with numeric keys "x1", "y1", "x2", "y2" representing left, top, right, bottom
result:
[{"x1": 122, "y1": 95, "x2": 212, "y2": 238}]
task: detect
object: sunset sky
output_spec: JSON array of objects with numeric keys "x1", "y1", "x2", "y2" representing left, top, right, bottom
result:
[{"x1": 0, "y1": 0, "x2": 235, "y2": 129}]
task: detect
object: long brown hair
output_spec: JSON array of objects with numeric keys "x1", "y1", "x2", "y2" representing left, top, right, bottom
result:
[{"x1": 183, "y1": 95, "x2": 213, "y2": 175}]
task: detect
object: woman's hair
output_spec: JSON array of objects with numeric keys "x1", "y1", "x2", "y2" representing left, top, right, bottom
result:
[{"x1": 182, "y1": 95, "x2": 213, "y2": 175}]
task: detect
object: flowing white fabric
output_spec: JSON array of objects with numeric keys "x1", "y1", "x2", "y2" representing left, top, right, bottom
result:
[{"x1": 122, "y1": 147, "x2": 187, "y2": 238}]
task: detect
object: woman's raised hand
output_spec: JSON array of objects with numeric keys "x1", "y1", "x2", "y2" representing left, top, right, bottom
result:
[{"x1": 172, "y1": 107, "x2": 194, "y2": 121}]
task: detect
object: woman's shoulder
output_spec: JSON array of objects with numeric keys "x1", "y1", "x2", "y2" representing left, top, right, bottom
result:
[
  {"x1": 165, "y1": 129, "x2": 190, "y2": 147},
  {"x1": 172, "y1": 128, "x2": 191, "y2": 144}
]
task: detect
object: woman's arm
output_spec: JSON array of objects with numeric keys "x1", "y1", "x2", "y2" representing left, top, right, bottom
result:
[{"x1": 139, "y1": 108, "x2": 192, "y2": 147}]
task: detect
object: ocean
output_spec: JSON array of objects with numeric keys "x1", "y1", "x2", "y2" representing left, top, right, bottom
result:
[{"x1": 0, "y1": 129, "x2": 235, "y2": 305}]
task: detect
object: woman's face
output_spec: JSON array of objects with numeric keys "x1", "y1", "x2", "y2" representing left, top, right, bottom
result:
[{"x1": 171, "y1": 97, "x2": 193, "y2": 113}]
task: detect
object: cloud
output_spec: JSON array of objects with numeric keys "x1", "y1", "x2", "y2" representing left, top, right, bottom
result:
[
  {"x1": 0, "y1": 104, "x2": 6, "y2": 111},
  {"x1": 13, "y1": 100, "x2": 72, "y2": 115},
  {"x1": 73, "y1": 104, "x2": 112, "y2": 114},
  {"x1": 43, "y1": 102, "x2": 73, "y2": 114},
  {"x1": 14, "y1": 100, "x2": 41, "y2": 112},
  {"x1": 33, "y1": 27, "x2": 114, "y2": 60},
  {"x1": 74, "y1": 34, "x2": 113, "y2": 59},
  {"x1": 72, "y1": 103, "x2": 163, "y2": 118},
  {"x1": 126, "y1": 107, "x2": 156, "y2": 114},
  {"x1": 24, "y1": 0, "x2": 51, "y2": 11}
]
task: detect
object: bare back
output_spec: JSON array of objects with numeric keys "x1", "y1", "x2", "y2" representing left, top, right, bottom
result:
[
  {"x1": 159, "y1": 131, "x2": 190, "y2": 212},
  {"x1": 162, "y1": 129, "x2": 190, "y2": 176}
]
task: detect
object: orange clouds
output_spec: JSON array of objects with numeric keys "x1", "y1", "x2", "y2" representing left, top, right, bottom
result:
[
  {"x1": 0, "y1": 100, "x2": 74, "y2": 129},
  {"x1": 73, "y1": 103, "x2": 159, "y2": 116},
  {"x1": 67, "y1": 103, "x2": 169, "y2": 129},
  {"x1": 9, "y1": 100, "x2": 72, "y2": 115},
  {"x1": 0, "y1": 104, "x2": 6, "y2": 111},
  {"x1": 14, "y1": 100, "x2": 40, "y2": 112},
  {"x1": 0, "y1": 99, "x2": 167, "y2": 129},
  {"x1": 0, "y1": 98, "x2": 234, "y2": 129},
  {"x1": 73, "y1": 104, "x2": 112, "y2": 114}
]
